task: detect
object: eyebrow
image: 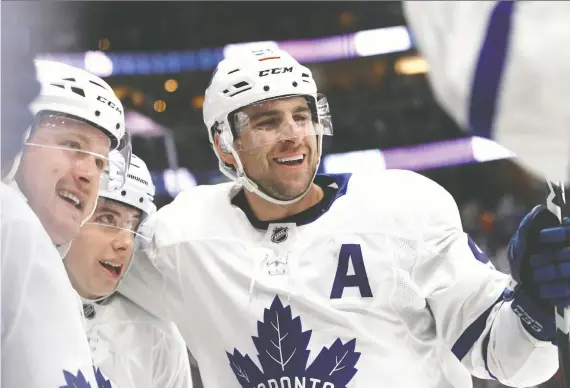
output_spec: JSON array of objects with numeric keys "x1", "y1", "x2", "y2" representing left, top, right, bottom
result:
[
  {"x1": 249, "y1": 106, "x2": 311, "y2": 122},
  {"x1": 96, "y1": 204, "x2": 141, "y2": 221}
]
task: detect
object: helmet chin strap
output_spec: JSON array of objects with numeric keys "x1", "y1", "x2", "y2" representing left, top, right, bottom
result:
[{"x1": 218, "y1": 135, "x2": 324, "y2": 206}]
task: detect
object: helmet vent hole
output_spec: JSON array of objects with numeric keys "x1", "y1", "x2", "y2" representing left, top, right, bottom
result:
[
  {"x1": 302, "y1": 73, "x2": 310, "y2": 78},
  {"x1": 71, "y1": 87, "x2": 85, "y2": 97},
  {"x1": 95, "y1": 110, "x2": 101, "y2": 117},
  {"x1": 116, "y1": 123, "x2": 120, "y2": 129},
  {"x1": 89, "y1": 80, "x2": 106, "y2": 90},
  {"x1": 223, "y1": 89, "x2": 229, "y2": 94},
  {"x1": 292, "y1": 82, "x2": 298, "y2": 87},
  {"x1": 139, "y1": 197, "x2": 144, "y2": 203},
  {"x1": 50, "y1": 83, "x2": 65, "y2": 89},
  {"x1": 228, "y1": 69, "x2": 240, "y2": 75},
  {"x1": 233, "y1": 81, "x2": 249, "y2": 88},
  {"x1": 302, "y1": 80, "x2": 311, "y2": 84},
  {"x1": 263, "y1": 85, "x2": 270, "y2": 91},
  {"x1": 121, "y1": 190, "x2": 127, "y2": 196},
  {"x1": 62, "y1": 77, "x2": 76, "y2": 82}
]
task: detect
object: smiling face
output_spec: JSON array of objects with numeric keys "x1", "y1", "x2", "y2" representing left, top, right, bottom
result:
[
  {"x1": 65, "y1": 198, "x2": 142, "y2": 299},
  {"x1": 229, "y1": 96, "x2": 320, "y2": 201},
  {"x1": 16, "y1": 115, "x2": 110, "y2": 245}
]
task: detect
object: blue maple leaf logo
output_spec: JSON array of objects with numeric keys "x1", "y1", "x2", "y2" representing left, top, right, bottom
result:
[
  {"x1": 60, "y1": 367, "x2": 113, "y2": 388},
  {"x1": 94, "y1": 366, "x2": 113, "y2": 388},
  {"x1": 227, "y1": 296, "x2": 361, "y2": 387},
  {"x1": 60, "y1": 369, "x2": 92, "y2": 388}
]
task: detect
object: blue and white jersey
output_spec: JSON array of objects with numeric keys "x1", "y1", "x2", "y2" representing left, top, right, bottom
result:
[
  {"x1": 120, "y1": 171, "x2": 558, "y2": 387},
  {"x1": 1, "y1": 182, "x2": 100, "y2": 388},
  {"x1": 83, "y1": 293, "x2": 192, "y2": 388},
  {"x1": 403, "y1": 1, "x2": 570, "y2": 182}
]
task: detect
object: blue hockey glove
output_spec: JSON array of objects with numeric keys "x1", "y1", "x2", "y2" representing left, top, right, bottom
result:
[{"x1": 507, "y1": 205, "x2": 570, "y2": 342}]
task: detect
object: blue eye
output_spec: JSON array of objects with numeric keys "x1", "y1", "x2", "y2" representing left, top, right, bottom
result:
[{"x1": 64, "y1": 140, "x2": 82, "y2": 150}]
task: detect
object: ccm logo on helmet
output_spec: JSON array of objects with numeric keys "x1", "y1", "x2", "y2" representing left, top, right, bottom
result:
[
  {"x1": 97, "y1": 96, "x2": 123, "y2": 116},
  {"x1": 259, "y1": 67, "x2": 293, "y2": 77}
]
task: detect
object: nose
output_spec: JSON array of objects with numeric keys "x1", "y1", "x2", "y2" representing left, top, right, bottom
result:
[
  {"x1": 111, "y1": 228, "x2": 135, "y2": 254},
  {"x1": 72, "y1": 153, "x2": 104, "y2": 185},
  {"x1": 279, "y1": 116, "x2": 306, "y2": 144}
]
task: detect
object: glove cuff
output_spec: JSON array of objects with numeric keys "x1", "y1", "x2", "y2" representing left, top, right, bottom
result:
[{"x1": 511, "y1": 287, "x2": 556, "y2": 343}]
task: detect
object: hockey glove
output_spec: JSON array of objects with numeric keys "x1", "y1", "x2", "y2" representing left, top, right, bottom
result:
[{"x1": 507, "y1": 205, "x2": 570, "y2": 342}]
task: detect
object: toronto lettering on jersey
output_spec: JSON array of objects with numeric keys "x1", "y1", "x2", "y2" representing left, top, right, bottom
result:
[
  {"x1": 227, "y1": 296, "x2": 361, "y2": 388},
  {"x1": 245, "y1": 376, "x2": 336, "y2": 387}
]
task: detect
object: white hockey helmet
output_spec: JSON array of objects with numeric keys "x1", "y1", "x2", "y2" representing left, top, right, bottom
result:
[
  {"x1": 203, "y1": 47, "x2": 333, "y2": 205},
  {"x1": 32, "y1": 60, "x2": 125, "y2": 150},
  {"x1": 11, "y1": 60, "x2": 133, "y2": 192},
  {"x1": 99, "y1": 153, "x2": 156, "y2": 224},
  {"x1": 77, "y1": 153, "x2": 156, "y2": 300}
]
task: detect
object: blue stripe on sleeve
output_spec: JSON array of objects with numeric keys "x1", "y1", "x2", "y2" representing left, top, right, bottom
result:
[
  {"x1": 468, "y1": 1, "x2": 516, "y2": 139},
  {"x1": 452, "y1": 294, "x2": 504, "y2": 361}
]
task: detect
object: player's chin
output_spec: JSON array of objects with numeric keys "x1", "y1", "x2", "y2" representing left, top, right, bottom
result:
[
  {"x1": 273, "y1": 178, "x2": 313, "y2": 201},
  {"x1": 50, "y1": 218, "x2": 81, "y2": 246},
  {"x1": 95, "y1": 283, "x2": 117, "y2": 299}
]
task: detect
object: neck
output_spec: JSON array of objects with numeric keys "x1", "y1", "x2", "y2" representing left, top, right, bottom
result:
[{"x1": 244, "y1": 183, "x2": 324, "y2": 222}]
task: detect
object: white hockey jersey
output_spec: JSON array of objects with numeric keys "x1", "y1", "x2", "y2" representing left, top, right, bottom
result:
[
  {"x1": 120, "y1": 171, "x2": 558, "y2": 388},
  {"x1": 1, "y1": 182, "x2": 99, "y2": 388},
  {"x1": 403, "y1": 1, "x2": 570, "y2": 182},
  {"x1": 83, "y1": 293, "x2": 192, "y2": 388}
]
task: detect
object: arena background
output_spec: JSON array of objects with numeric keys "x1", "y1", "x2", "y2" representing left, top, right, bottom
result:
[{"x1": 2, "y1": 1, "x2": 565, "y2": 387}]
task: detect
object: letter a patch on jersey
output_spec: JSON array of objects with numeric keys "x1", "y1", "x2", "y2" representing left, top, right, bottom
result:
[
  {"x1": 330, "y1": 244, "x2": 373, "y2": 299},
  {"x1": 227, "y1": 296, "x2": 361, "y2": 387}
]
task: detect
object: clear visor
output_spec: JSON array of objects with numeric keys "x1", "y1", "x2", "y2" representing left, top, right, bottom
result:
[
  {"x1": 78, "y1": 214, "x2": 152, "y2": 298},
  {"x1": 25, "y1": 114, "x2": 130, "y2": 191},
  {"x1": 228, "y1": 93, "x2": 333, "y2": 152}
]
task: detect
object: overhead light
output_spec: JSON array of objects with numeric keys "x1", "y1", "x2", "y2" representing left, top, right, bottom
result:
[
  {"x1": 154, "y1": 100, "x2": 167, "y2": 113},
  {"x1": 164, "y1": 79, "x2": 178, "y2": 92},
  {"x1": 191, "y1": 96, "x2": 205, "y2": 110},
  {"x1": 394, "y1": 56, "x2": 429, "y2": 75},
  {"x1": 98, "y1": 38, "x2": 111, "y2": 51},
  {"x1": 131, "y1": 91, "x2": 144, "y2": 107},
  {"x1": 339, "y1": 11, "x2": 354, "y2": 28}
]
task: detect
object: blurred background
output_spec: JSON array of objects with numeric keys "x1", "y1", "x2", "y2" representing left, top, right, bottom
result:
[{"x1": 2, "y1": 1, "x2": 565, "y2": 387}]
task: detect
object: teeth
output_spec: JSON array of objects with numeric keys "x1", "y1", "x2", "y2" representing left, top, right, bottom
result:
[
  {"x1": 100, "y1": 261, "x2": 121, "y2": 268},
  {"x1": 276, "y1": 155, "x2": 303, "y2": 163},
  {"x1": 58, "y1": 190, "x2": 81, "y2": 206}
]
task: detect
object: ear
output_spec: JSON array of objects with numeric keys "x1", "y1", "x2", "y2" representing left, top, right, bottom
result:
[{"x1": 213, "y1": 135, "x2": 236, "y2": 166}]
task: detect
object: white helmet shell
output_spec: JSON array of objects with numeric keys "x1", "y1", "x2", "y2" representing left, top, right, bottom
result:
[
  {"x1": 99, "y1": 153, "x2": 156, "y2": 221},
  {"x1": 32, "y1": 60, "x2": 125, "y2": 150},
  {"x1": 203, "y1": 47, "x2": 318, "y2": 141}
]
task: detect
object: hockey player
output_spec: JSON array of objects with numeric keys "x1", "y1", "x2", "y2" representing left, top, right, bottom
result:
[
  {"x1": 2, "y1": 60, "x2": 129, "y2": 387},
  {"x1": 119, "y1": 48, "x2": 570, "y2": 387},
  {"x1": 64, "y1": 153, "x2": 193, "y2": 388},
  {"x1": 402, "y1": 1, "x2": 570, "y2": 183}
]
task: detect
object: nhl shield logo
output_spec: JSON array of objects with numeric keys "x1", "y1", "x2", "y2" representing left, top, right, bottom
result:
[
  {"x1": 83, "y1": 303, "x2": 96, "y2": 320},
  {"x1": 271, "y1": 226, "x2": 288, "y2": 244}
]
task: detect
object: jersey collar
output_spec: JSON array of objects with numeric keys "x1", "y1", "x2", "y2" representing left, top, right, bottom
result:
[{"x1": 231, "y1": 173, "x2": 352, "y2": 230}]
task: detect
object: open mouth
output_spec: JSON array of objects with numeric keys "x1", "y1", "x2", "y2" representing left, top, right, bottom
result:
[
  {"x1": 273, "y1": 154, "x2": 305, "y2": 166},
  {"x1": 58, "y1": 190, "x2": 83, "y2": 210},
  {"x1": 99, "y1": 260, "x2": 123, "y2": 279}
]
